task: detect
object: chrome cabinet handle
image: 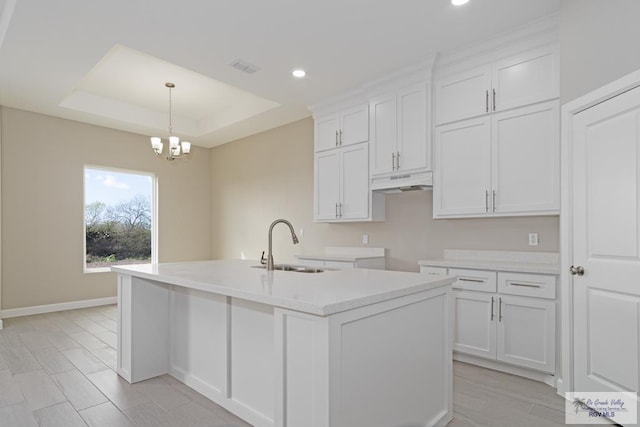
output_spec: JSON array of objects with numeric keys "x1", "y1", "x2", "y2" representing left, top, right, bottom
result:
[
  {"x1": 498, "y1": 297, "x2": 503, "y2": 322},
  {"x1": 492, "y1": 88, "x2": 496, "y2": 111},
  {"x1": 570, "y1": 265, "x2": 585, "y2": 276},
  {"x1": 485, "y1": 90, "x2": 489, "y2": 113},
  {"x1": 339, "y1": 130, "x2": 343, "y2": 145},
  {"x1": 510, "y1": 282, "x2": 541, "y2": 288},
  {"x1": 458, "y1": 278, "x2": 485, "y2": 283},
  {"x1": 392, "y1": 152, "x2": 396, "y2": 171},
  {"x1": 485, "y1": 190, "x2": 489, "y2": 212},
  {"x1": 492, "y1": 190, "x2": 496, "y2": 212},
  {"x1": 490, "y1": 297, "x2": 494, "y2": 321},
  {"x1": 335, "y1": 202, "x2": 339, "y2": 218},
  {"x1": 339, "y1": 203, "x2": 343, "y2": 218},
  {"x1": 396, "y1": 151, "x2": 400, "y2": 170}
]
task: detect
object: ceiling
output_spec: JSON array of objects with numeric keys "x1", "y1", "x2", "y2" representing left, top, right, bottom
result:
[{"x1": 0, "y1": 0, "x2": 560, "y2": 148}]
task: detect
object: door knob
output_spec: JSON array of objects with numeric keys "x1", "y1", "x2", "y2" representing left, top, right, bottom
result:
[{"x1": 570, "y1": 265, "x2": 585, "y2": 276}]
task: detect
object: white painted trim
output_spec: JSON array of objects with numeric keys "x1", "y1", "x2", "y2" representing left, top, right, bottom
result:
[
  {"x1": 454, "y1": 353, "x2": 556, "y2": 386},
  {"x1": 0, "y1": 319, "x2": 3, "y2": 330},
  {"x1": 0, "y1": 0, "x2": 16, "y2": 49},
  {"x1": 559, "y1": 67, "x2": 640, "y2": 399},
  {"x1": 0, "y1": 296, "x2": 117, "y2": 319}
]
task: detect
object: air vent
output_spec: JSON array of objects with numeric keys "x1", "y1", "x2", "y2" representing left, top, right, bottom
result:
[{"x1": 229, "y1": 59, "x2": 261, "y2": 74}]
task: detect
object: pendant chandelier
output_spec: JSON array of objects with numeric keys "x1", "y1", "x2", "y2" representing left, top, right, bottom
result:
[{"x1": 150, "y1": 82, "x2": 191, "y2": 161}]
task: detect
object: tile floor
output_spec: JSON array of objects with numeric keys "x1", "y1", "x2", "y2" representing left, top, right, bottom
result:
[{"x1": 0, "y1": 304, "x2": 577, "y2": 426}]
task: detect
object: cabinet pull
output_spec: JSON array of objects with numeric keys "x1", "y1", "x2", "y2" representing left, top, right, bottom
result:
[
  {"x1": 498, "y1": 297, "x2": 503, "y2": 322},
  {"x1": 485, "y1": 90, "x2": 489, "y2": 113},
  {"x1": 485, "y1": 190, "x2": 489, "y2": 212},
  {"x1": 339, "y1": 129, "x2": 343, "y2": 145},
  {"x1": 339, "y1": 202, "x2": 343, "y2": 218},
  {"x1": 396, "y1": 151, "x2": 400, "y2": 169},
  {"x1": 492, "y1": 190, "x2": 496, "y2": 212},
  {"x1": 458, "y1": 277, "x2": 485, "y2": 283},
  {"x1": 510, "y1": 282, "x2": 542, "y2": 288},
  {"x1": 335, "y1": 130, "x2": 339, "y2": 146},
  {"x1": 492, "y1": 88, "x2": 496, "y2": 111},
  {"x1": 392, "y1": 152, "x2": 396, "y2": 171},
  {"x1": 335, "y1": 202, "x2": 339, "y2": 218},
  {"x1": 490, "y1": 297, "x2": 494, "y2": 321}
]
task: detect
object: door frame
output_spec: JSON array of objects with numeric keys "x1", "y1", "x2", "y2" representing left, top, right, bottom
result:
[{"x1": 560, "y1": 68, "x2": 640, "y2": 397}]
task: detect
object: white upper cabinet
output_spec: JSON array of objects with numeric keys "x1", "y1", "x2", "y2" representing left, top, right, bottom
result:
[
  {"x1": 370, "y1": 82, "x2": 430, "y2": 177},
  {"x1": 434, "y1": 45, "x2": 559, "y2": 125},
  {"x1": 434, "y1": 100, "x2": 559, "y2": 218},
  {"x1": 314, "y1": 142, "x2": 382, "y2": 222},
  {"x1": 315, "y1": 104, "x2": 369, "y2": 152}
]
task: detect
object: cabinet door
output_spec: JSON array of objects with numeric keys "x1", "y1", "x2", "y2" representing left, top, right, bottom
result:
[
  {"x1": 340, "y1": 143, "x2": 370, "y2": 220},
  {"x1": 433, "y1": 117, "x2": 491, "y2": 217},
  {"x1": 341, "y1": 104, "x2": 369, "y2": 146},
  {"x1": 369, "y1": 93, "x2": 397, "y2": 176},
  {"x1": 453, "y1": 291, "x2": 496, "y2": 359},
  {"x1": 397, "y1": 83, "x2": 429, "y2": 173},
  {"x1": 491, "y1": 101, "x2": 559, "y2": 214},
  {"x1": 434, "y1": 65, "x2": 491, "y2": 125},
  {"x1": 496, "y1": 296, "x2": 555, "y2": 373},
  {"x1": 315, "y1": 114, "x2": 339, "y2": 152},
  {"x1": 492, "y1": 46, "x2": 559, "y2": 112},
  {"x1": 314, "y1": 150, "x2": 340, "y2": 221}
]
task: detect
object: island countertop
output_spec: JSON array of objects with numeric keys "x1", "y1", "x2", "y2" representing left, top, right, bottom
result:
[{"x1": 112, "y1": 259, "x2": 454, "y2": 316}]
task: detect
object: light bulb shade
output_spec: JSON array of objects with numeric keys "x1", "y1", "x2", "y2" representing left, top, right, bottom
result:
[
  {"x1": 181, "y1": 141, "x2": 191, "y2": 154},
  {"x1": 151, "y1": 137, "x2": 162, "y2": 149},
  {"x1": 169, "y1": 136, "x2": 180, "y2": 149}
]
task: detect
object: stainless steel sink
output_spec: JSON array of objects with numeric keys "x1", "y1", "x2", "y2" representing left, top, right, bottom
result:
[{"x1": 252, "y1": 264, "x2": 324, "y2": 273}]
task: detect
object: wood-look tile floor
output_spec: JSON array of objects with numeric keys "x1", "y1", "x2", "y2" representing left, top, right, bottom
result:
[{"x1": 0, "y1": 305, "x2": 576, "y2": 426}]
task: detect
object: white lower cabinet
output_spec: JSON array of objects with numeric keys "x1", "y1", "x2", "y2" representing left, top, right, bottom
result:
[{"x1": 423, "y1": 265, "x2": 557, "y2": 374}]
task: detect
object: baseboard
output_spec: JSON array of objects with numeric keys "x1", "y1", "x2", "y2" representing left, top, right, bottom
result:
[
  {"x1": 0, "y1": 296, "x2": 117, "y2": 319},
  {"x1": 454, "y1": 353, "x2": 557, "y2": 386}
]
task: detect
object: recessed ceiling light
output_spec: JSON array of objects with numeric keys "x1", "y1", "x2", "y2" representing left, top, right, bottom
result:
[
  {"x1": 451, "y1": 0, "x2": 469, "y2": 5},
  {"x1": 292, "y1": 69, "x2": 306, "y2": 78}
]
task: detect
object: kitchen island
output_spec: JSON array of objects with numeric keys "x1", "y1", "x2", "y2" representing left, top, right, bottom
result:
[{"x1": 112, "y1": 260, "x2": 454, "y2": 427}]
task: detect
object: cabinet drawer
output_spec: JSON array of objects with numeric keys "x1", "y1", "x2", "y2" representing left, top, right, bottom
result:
[
  {"x1": 419, "y1": 266, "x2": 448, "y2": 275},
  {"x1": 498, "y1": 272, "x2": 556, "y2": 299},
  {"x1": 449, "y1": 268, "x2": 497, "y2": 293}
]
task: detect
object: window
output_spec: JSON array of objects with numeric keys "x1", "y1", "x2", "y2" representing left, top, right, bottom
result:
[{"x1": 84, "y1": 166, "x2": 157, "y2": 272}]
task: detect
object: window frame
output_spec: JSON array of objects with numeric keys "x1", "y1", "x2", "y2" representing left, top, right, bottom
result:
[{"x1": 83, "y1": 165, "x2": 158, "y2": 273}]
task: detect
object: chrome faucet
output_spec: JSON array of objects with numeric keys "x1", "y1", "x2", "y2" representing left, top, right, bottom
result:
[{"x1": 266, "y1": 219, "x2": 299, "y2": 270}]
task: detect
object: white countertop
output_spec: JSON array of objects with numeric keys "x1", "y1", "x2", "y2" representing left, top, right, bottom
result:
[
  {"x1": 112, "y1": 259, "x2": 453, "y2": 316},
  {"x1": 418, "y1": 249, "x2": 560, "y2": 275}
]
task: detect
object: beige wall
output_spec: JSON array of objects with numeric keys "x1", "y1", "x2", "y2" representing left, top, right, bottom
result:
[
  {"x1": 560, "y1": 0, "x2": 640, "y2": 103},
  {"x1": 211, "y1": 117, "x2": 559, "y2": 272},
  {"x1": 1, "y1": 107, "x2": 211, "y2": 310}
]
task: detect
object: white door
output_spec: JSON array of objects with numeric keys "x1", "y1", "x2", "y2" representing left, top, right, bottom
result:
[
  {"x1": 315, "y1": 114, "x2": 339, "y2": 152},
  {"x1": 492, "y1": 46, "x2": 559, "y2": 112},
  {"x1": 453, "y1": 291, "x2": 496, "y2": 359},
  {"x1": 340, "y1": 105, "x2": 369, "y2": 146},
  {"x1": 572, "y1": 84, "x2": 640, "y2": 393},
  {"x1": 397, "y1": 83, "x2": 429, "y2": 173},
  {"x1": 491, "y1": 101, "x2": 560, "y2": 214},
  {"x1": 370, "y1": 93, "x2": 397, "y2": 176},
  {"x1": 314, "y1": 150, "x2": 340, "y2": 221},
  {"x1": 433, "y1": 117, "x2": 491, "y2": 217},
  {"x1": 497, "y1": 295, "x2": 556, "y2": 373},
  {"x1": 340, "y1": 143, "x2": 369, "y2": 220},
  {"x1": 434, "y1": 65, "x2": 491, "y2": 125}
]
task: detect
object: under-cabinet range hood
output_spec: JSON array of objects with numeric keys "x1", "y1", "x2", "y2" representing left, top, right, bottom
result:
[{"x1": 371, "y1": 171, "x2": 433, "y2": 194}]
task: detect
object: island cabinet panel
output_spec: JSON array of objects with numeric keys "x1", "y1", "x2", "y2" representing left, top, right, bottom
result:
[{"x1": 116, "y1": 265, "x2": 453, "y2": 427}]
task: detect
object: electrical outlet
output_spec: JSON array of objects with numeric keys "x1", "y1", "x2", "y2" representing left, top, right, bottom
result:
[
  {"x1": 362, "y1": 234, "x2": 369, "y2": 245},
  {"x1": 528, "y1": 233, "x2": 539, "y2": 246},
  {"x1": 299, "y1": 228, "x2": 304, "y2": 238}
]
